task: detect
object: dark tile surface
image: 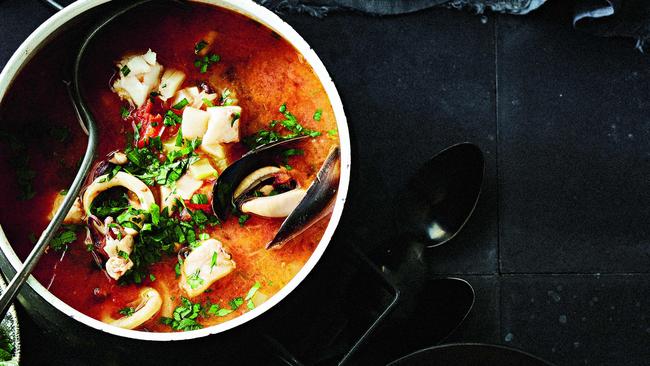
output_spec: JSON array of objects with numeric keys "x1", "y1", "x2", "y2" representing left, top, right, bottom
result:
[
  {"x1": 1, "y1": 1, "x2": 649, "y2": 365},
  {"x1": 497, "y1": 1, "x2": 650, "y2": 273},
  {"x1": 500, "y1": 275, "x2": 650, "y2": 366},
  {"x1": 282, "y1": 7, "x2": 499, "y2": 275},
  {"x1": 0, "y1": 0, "x2": 56, "y2": 67},
  {"x1": 445, "y1": 275, "x2": 501, "y2": 344}
]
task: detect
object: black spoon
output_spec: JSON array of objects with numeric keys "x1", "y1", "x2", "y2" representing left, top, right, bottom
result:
[
  {"x1": 387, "y1": 343, "x2": 556, "y2": 366},
  {"x1": 399, "y1": 142, "x2": 484, "y2": 248},
  {"x1": 350, "y1": 277, "x2": 475, "y2": 365},
  {"x1": 344, "y1": 143, "x2": 484, "y2": 364}
]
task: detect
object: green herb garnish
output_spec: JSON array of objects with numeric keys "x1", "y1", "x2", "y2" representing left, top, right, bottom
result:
[
  {"x1": 191, "y1": 194, "x2": 208, "y2": 205},
  {"x1": 159, "y1": 297, "x2": 203, "y2": 331},
  {"x1": 221, "y1": 88, "x2": 235, "y2": 106},
  {"x1": 50, "y1": 225, "x2": 78, "y2": 251},
  {"x1": 243, "y1": 103, "x2": 321, "y2": 149},
  {"x1": 238, "y1": 214, "x2": 250, "y2": 226},
  {"x1": 187, "y1": 270, "x2": 204, "y2": 290},
  {"x1": 194, "y1": 54, "x2": 220, "y2": 74},
  {"x1": 118, "y1": 307, "x2": 135, "y2": 317},
  {"x1": 172, "y1": 98, "x2": 190, "y2": 110},
  {"x1": 313, "y1": 109, "x2": 322, "y2": 121},
  {"x1": 163, "y1": 110, "x2": 182, "y2": 126},
  {"x1": 245, "y1": 282, "x2": 261, "y2": 310},
  {"x1": 194, "y1": 40, "x2": 208, "y2": 54},
  {"x1": 202, "y1": 98, "x2": 214, "y2": 107},
  {"x1": 210, "y1": 251, "x2": 218, "y2": 271}
]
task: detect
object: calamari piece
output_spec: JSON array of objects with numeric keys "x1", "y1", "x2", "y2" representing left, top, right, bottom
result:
[
  {"x1": 241, "y1": 189, "x2": 307, "y2": 218},
  {"x1": 180, "y1": 239, "x2": 235, "y2": 298},
  {"x1": 112, "y1": 49, "x2": 164, "y2": 107},
  {"x1": 49, "y1": 194, "x2": 84, "y2": 225},
  {"x1": 103, "y1": 233, "x2": 134, "y2": 280},
  {"x1": 108, "y1": 288, "x2": 163, "y2": 329},
  {"x1": 203, "y1": 106, "x2": 241, "y2": 145},
  {"x1": 82, "y1": 172, "x2": 155, "y2": 214}
]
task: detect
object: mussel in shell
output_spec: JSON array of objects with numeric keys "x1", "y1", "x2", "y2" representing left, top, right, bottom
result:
[{"x1": 212, "y1": 137, "x2": 340, "y2": 249}]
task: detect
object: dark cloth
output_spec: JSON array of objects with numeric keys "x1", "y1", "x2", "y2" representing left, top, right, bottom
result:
[
  {"x1": 254, "y1": 0, "x2": 547, "y2": 17},
  {"x1": 574, "y1": 0, "x2": 650, "y2": 50},
  {"x1": 256, "y1": 0, "x2": 650, "y2": 47}
]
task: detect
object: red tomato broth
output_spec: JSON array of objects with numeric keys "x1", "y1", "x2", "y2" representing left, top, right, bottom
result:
[{"x1": 0, "y1": 3, "x2": 338, "y2": 332}]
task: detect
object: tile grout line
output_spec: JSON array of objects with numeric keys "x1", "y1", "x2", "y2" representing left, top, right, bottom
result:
[
  {"x1": 494, "y1": 13, "x2": 501, "y2": 278},
  {"x1": 493, "y1": 15, "x2": 503, "y2": 344}
]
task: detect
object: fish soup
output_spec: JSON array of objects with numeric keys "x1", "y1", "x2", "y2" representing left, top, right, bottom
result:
[{"x1": 0, "y1": 2, "x2": 339, "y2": 332}]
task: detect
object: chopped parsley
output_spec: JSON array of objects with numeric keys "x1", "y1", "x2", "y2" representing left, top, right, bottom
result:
[
  {"x1": 243, "y1": 103, "x2": 321, "y2": 149},
  {"x1": 120, "y1": 106, "x2": 130, "y2": 119},
  {"x1": 238, "y1": 214, "x2": 250, "y2": 226},
  {"x1": 313, "y1": 108, "x2": 322, "y2": 121},
  {"x1": 282, "y1": 148, "x2": 304, "y2": 158},
  {"x1": 0, "y1": 130, "x2": 36, "y2": 200},
  {"x1": 210, "y1": 251, "x2": 218, "y2": 270},
  {"x1": 121, "y1": 139, "x2": 200, "y2": 187},
  {"x1": 90, "y1": 189, "x2": 130, "y2": 218},
  {"x1": 175, "y1": 258, "x2": 183, "y2": 278},
  {"x1": 118, "y1": 250, "x2": 130, "y2": 260},
  {"x1": 327, "y1": 129, "x2": 338, "y2": 136},
  {"x1": 202, "y1": 98, "x2": 214, "y2": 107},
  {"x1": 118, "y1": 306, "x2": 135, "y2": 317},
  {"x1": 160, "y1": 297, "x2": 203, "y2": 331},
  {"x1": 208, "y1": 304, "x2": 233, "y2": 317},
  {"x1": 220, "y1": 88, "x2": 235, "y2": 106},
  {"x1": 194, "y1": 40, "x2": 208, "y2": 54},
  {"x1": 50, "y1": 225, "x2": 79, "y2": 251},
  {"x1": 172, "y1": 98, "x2": 189, "y2": 110},
  {"x1": 163, "y1": 110, "x2": 182, "y2": 126},
  {"x1": 0, "y1": 329, "x2": 14, "y2": 361},
  {"x1": 112, "y1": 204, "x2": 202, "y2": 284},
  {"x1": 229, "y1": 297, "x2": 244, "y2": 310},
  {"x1": 194, "y1": 54, "x2": 220, "y2": 74},
  {"x1": 245, "y1": 282, "x2": 261, "y2": 310},
  {"x1": 190, "y1": 194, "x2": 208, "y2": 205},
  {"x1": 120, "y1": 65, "x2": 131, "y2": 76},
  {"x1": 187, "y1": 270, "x2": 204, "y2": 290}
]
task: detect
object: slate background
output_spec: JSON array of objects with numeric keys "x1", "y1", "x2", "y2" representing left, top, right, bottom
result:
[{"x1": 1, "y1": 0, "x2": 649, "y2": 365}]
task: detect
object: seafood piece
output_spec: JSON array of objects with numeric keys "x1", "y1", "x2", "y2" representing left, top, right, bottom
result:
[
  {"x1": 82, "y1": 171, "x2": 155, "y2": 214},
  {"x1": 107, "y1": 287, "x2": 163, "y2": 329},
  {"x1": 112, "y1": 49, "x2": 163, "y2": 107},
  {"x1": 180, "y1": 238, "x2": 236, "y2": 298},
  {"x1": 212, "y1": 137, "x2": 340, "y2": 249}
]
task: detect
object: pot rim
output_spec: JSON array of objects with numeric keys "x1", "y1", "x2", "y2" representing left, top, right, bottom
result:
[{"x1": 0, "y1": 0, "x2": 350, "y2": 341}]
